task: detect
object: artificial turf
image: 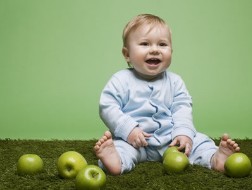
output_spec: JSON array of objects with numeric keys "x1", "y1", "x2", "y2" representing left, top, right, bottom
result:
[{"x1": 0, "y1": 138, "x2": 251, "y2": 190}]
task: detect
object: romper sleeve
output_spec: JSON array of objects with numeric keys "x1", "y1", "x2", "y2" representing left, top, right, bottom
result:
[
  {"x1": 99, "y1": 74, "x2": 138, "y2": 141},
  {"x1": 170, "y1": 74, "x2": 197, "y2": 141}
]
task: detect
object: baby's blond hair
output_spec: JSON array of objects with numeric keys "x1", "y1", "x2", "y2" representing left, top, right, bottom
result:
[{"x1": 122, "y1": 14, "x2": 172, "y2": 48}]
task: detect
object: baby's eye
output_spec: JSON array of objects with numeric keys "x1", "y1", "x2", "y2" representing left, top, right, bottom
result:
[
  {"x1": 159, "y1": 43, "x2": 168, "y2": 47},
  {"x1": 139, "y1": 42, "x2": 149, "y2": 46}
]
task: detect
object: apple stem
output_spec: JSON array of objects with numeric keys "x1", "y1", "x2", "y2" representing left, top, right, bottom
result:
[{"x1": 92, "y1": 172, "x2": 99, "y2": 179}]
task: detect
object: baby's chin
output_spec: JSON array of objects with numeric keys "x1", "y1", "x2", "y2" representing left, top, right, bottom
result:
[{"x1": 135, "y1": 70, "x2": 165, "y2": 80}]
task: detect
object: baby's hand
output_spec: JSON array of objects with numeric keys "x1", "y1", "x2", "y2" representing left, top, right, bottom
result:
[
  {"x1": 127, "y1": 127, "x2": 151, "y2": 149},
  {"x1": 169, "y1": 135, "x2": 192, "y2": 156}
]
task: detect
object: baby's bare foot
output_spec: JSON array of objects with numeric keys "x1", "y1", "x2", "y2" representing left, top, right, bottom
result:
[
  {"x1": 94, "y1": 131, "x2": 121, "y2": 175},
  {"x1": 211, "y1": 134, "x2": 240, "y2": 172}
]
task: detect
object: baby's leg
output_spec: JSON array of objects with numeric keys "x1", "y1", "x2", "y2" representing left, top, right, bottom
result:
[
  {"x1": 211, "y1": 134, "x2": 240, "y2": 172},
  {"x1": 94, "y1": 131, "x2": 121, "y2": 175}
]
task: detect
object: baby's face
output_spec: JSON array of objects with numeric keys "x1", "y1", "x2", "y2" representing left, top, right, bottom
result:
[{"x1": 123, "y1": 24, "x2": 172, "y2": 80}]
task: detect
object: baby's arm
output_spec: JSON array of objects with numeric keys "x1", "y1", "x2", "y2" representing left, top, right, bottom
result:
[
  {"x1": 169, "y1": 74, "x2": 196, "y2": 156},
  {"x1": 99, "y1": 74, "x2": 139, "y2": 141}
]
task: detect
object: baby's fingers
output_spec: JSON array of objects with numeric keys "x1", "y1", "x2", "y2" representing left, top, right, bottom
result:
[
  {"x1": 138, "y1": 133, "x2": 148, "y2": 146},
  {"x1": 169, "y1": 139, "x2": 178, "y2": 147},
  {"x1": 142, "y1": 132, "x2": 152, "y2": 138},
  {"x1": 184, "y1": 143, "x2": 192, "y2": 156}
]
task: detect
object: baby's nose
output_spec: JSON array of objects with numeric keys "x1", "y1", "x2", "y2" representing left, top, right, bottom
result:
[{"x1": 149, "y1": 45, "x2": 160, "y2": 55}]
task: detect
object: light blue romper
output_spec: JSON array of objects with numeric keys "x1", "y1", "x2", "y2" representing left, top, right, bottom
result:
[{"x1": 99, "y1": 69, "x2": 217, "y2": 174}]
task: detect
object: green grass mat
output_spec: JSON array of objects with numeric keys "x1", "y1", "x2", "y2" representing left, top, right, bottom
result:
[{"x1": 0, "y1": 138, "x2": 251, "y2": 190}]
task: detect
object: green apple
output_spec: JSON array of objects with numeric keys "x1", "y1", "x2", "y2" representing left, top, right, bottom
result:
[
  {"x1": 75, "y1": 165, "x2": 106, "y2": 190},
  {"x1": 163, "y1": 146, "x2": 179, "y2": 160},
  {"x1": 163, "y1": 151, "x2": 189, "y2": 173},
  {"x1": 57, "y1": 151, "x2": 88, "y2": 179},
  {"x1": 17, "y1": 154, "x2": 44, "y2": 175},
  {"x1": 224, "y1": 153, "x2": 252, "y2": 178}
]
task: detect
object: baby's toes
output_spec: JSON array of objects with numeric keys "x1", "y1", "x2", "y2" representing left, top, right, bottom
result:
[
  {"x1": 99, "y1": 138, "x2": 105, "y2": 144},
  {"x1": 95, "y1": 141, "x2": 101, "y2": 147},
  {"x1": 233, "y1": 143, "x2": 240, "y2": 151},
  {"x1": 229, "y1": 140, "x2": 235, "y2": 146},
  {"x1": 235, "y1": 146, "x2": 240, "y2": 152},
  {"x1": 102, "y1": 135, "x2": 108, "y2": 141},
  {"x1": 94, "y1": 145, "x2": 99, "y2": 151},
  {"x1": 104, "y1": 131, "x2": 112, "y2": 138}
]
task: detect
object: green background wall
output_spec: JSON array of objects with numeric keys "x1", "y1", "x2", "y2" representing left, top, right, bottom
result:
[{"x1": 1, "y1": 0, "x2": 252, "y2": 139}]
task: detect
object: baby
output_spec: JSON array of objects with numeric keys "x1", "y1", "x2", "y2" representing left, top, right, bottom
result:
[{"x1": 94, "y1": 14, "x2": 240, "y2": 175}]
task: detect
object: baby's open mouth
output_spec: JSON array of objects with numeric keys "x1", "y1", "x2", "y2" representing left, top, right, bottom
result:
[{"x1": 146, "y1": 58, "x2": 161, "y2": 65}]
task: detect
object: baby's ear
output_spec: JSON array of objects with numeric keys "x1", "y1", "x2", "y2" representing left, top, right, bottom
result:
[{"x1": 122, "y1": 47, "x2": 130, "y2": 62}]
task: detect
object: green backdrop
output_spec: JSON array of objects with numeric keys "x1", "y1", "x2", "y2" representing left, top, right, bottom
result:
[{"x1": 1, "y1": 0, "x2": 252, "y2": 139}]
